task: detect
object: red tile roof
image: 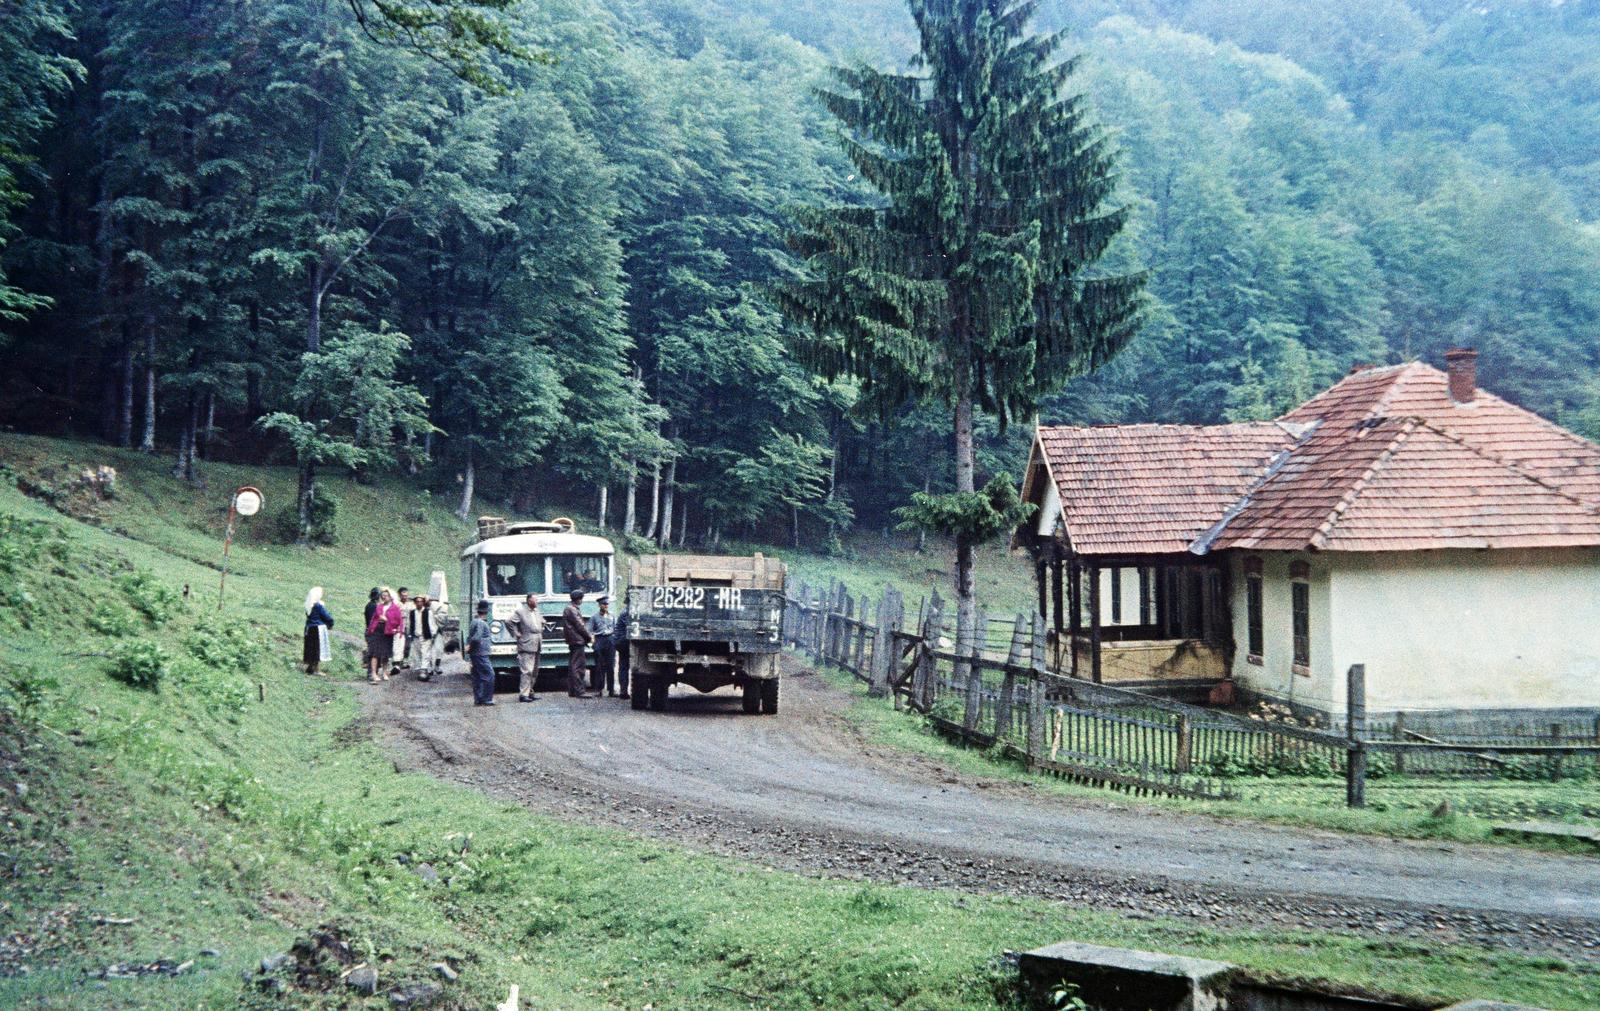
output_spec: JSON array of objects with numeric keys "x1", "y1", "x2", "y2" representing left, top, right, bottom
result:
[
  {"x1": 1034, "y1": 422, "x2": 1308, "y2": 555},
  {"x1": 1031, "y1": 361, "x2": 1600, "y2": 555}
]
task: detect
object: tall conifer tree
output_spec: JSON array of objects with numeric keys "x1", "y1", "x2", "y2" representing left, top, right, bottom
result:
[{"x1": 776, "y1": 0, "x2": 1143, "y2": 650}]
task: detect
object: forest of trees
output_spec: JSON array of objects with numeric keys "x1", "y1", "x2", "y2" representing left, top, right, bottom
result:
[{"x1": 2, "y1": 0, "x2": 1598, "y2": 549}]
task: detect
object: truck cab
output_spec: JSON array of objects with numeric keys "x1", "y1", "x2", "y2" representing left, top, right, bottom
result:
[{"x1": 459, "y1": 517, "x2": 614, "y2": 682}]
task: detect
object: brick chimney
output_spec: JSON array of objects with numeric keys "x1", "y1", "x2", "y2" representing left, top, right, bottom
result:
[{"x1": 1445, "y1": 347, "x2": 1478, "y2": 404}]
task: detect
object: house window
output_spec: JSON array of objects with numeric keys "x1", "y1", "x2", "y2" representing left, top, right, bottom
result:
[
  {"x1": 1110, "y1": 568, "x2": 1122, "y2": 624},
  {"x1": 1291, "y1": 579, "x2": 1311, "y2": 674},
  {"x1": 1138, "y1": 567, "x2": 1152, "y2": 626},
  {"x1": 1246, "y1": 574, "x2": 1263, "y2": 665}
]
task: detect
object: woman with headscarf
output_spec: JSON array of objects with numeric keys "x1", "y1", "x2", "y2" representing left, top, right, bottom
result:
[
  {"x1": 303, "y1": 587, "x2": 334, "y2": 675},
  {"x1": 366, "y1": 587, "x2": 402, "y2": 683}
]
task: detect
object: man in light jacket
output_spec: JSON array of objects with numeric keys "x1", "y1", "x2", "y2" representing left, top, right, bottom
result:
[
  {"x1": 505, "y1": 592, "x2": 544, "y2": 702},
  {"x1": 562, "y1": 589, "x2": 594, "y2": 698}
]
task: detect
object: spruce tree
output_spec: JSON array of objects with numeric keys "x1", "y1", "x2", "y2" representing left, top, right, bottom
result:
[{"x1": 775, "y1": 0, "x2": 1143, "y2": 652}]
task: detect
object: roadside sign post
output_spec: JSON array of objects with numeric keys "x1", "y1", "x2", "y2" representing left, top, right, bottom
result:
[{"x1": 218, "y1": 486, "x2": 262, "y2": 611}]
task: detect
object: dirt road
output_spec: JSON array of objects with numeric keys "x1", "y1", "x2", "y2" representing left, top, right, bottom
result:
[{"x1": 371, "y1": 658, "x2": 1600, "y2": 961}]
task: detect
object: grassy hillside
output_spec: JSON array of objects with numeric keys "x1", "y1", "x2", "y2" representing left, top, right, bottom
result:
[{"x1": 0, "y1": 434, "x2": 1594, "y2": 1010}]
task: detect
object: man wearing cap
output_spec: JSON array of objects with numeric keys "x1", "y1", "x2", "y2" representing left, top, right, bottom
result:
[
  {"x1": 468, "y1": 599, "x2": 496, "y2": 707},
  {"x1": 561, "y1": 589, "x2": 595, "y2": 698},
  {"x1": 589, "y1": 594, "x2": 619, "y2": 696}
]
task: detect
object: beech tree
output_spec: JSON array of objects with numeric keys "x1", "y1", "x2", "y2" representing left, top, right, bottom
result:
[{"x1": 776, "y1": 0, "x2": 1143, "y2": 652}]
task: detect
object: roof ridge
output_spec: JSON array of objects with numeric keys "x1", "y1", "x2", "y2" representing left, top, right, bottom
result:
[
  {"x1": 1309, "y1": 418, "x2": 1421, "y2": 551},
  {"x1": 1362, "y1": 361, "x2": 1428, "y2": 423},
  {"x1": 1404, "y1": 416, "x2": 1600, "y2": 516},
  {"x1": 1188, "y1": 420, "x2": 1324, "y2": 555},
  {"x1": 1468, "y1": 385, "x2": 1600, "y2": 458}
]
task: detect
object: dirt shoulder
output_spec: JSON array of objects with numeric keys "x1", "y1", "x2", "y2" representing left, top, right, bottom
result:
[{"x1": 369, "y1": 656, "x2": 1600, "y2": 963}]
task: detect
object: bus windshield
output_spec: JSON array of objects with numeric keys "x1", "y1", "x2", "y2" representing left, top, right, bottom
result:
[
  {"x1": 552, "y1": 555, "x2": 609, "y2": 595},
  {"x1": 483, "y1": 555, "x2": 548, "y2": 597}
]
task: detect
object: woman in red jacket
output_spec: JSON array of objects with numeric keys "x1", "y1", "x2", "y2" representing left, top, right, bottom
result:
[{"x1": 366, "y1": 587, "x2": 403, "y2": 683}]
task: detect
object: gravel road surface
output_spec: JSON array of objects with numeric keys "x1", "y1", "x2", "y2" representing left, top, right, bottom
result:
[{"x1": 369, "y1": 657, "x2": 1600, "y2": 961}]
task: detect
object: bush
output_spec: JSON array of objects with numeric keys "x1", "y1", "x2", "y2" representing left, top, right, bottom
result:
[
  {"x1": 168, "y1": 656, "x2": 252, "y2": 719},
  {"x1": 182, "y1": 616, "x2": 260, "y2": 676},
  {"x1": 107, "y1": 641, "x2": 168, "y2": 691},
  {"x1": 0, "y1": 513, "x2": 70, "y2": 628},
  {"x1": 88, "y1": 600, "x2": 140, "y2": 637},
  {"x1": 268, "y1": 484, "x2": 340, "y2": 546},
  {"x1": 119, "y1": 569, "x2": 181, "y2": 627},
  {"x1": 1, "y1": 664, "x2": 59, "y2": 725}
]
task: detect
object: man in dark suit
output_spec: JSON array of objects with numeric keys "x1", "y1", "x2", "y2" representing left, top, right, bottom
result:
[{"x1": 561, "y1": 589, "x2": 594, "y2": 697}]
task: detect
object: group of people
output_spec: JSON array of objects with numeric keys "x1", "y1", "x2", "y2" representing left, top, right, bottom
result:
[
  {"x1": 304, "y1": 581, "x2": 631, "y2": 709},
  {"x1": 299, "y1": 585, "x2": 451, "y2": 682},
  {"x1": 464, "y1": 588, "x2": 628, "y2": 707},
  {"x1": 363, "y1": 586, "x2": 450, "y2": 683}
]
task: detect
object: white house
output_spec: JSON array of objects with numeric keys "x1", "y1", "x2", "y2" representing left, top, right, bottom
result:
[{"x1": 1016, "y1": 349, "x2": 1600, "y2": 722}]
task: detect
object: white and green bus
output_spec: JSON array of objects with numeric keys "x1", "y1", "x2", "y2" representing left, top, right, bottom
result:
[{"x1": 459, "y1": 518, "x2": 615, "y2": 682}]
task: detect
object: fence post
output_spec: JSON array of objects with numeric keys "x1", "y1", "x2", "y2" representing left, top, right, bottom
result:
[
  {"x1": 869, "y1": 591, "x2": 892, "y2": 698},
  {"x1": 923, "y1": 596, "x2": 943, "y2": 712},
  {"x1": 1175, "y1": 713, "x2": 1192, "y2": 774},
  {"x1": 854, "y1": 596, "x2": 871, "y2": 677},
  {"x1": 1551, "y1": 722, "x2": 1564, "y2": 782},
  {"x1": 1393, "y1": 711, "x2": 1406, "y2": 776},
  {"x1": 1026, "y1": 677, "x2": 1045, "y2": 768},
  {"x1": 995, "y1": 614, "x2": 1026, "y2": 743},
  {"x1": 963, "y1": 641, "x2": 983, "y2": 735},
  {"x1": 1346, "y1": 663, "x2": 1367, "y2": 809}
]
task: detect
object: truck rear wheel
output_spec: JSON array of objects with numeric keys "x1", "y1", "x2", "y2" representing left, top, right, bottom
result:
[
  {"x1": 741, "y1": 681, "x2": 760, "y2": 714},
  {"x1": 649, "y1": 679, "x2": 668, "y2": 711},
  {"x1": 759, "y1": 678, "x2": 779, "y2": 715},
  {"x1": 630, "y1": 677, "x2": 649, "y2": 711}
]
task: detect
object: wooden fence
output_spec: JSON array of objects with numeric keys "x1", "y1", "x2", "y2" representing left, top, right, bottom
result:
[{"x1": 785, "y1": 579, "x2": 1600, "y2": 807}]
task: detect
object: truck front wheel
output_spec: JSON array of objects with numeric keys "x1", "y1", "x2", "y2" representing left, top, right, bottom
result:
[{"x1": 759, "y1": 678, "x2": 779, "y2": 715}]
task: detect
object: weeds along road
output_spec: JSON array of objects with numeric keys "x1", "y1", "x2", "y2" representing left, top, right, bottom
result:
[{"x1": 371, "y1": 656, "x2": 1600, "y2": 962}]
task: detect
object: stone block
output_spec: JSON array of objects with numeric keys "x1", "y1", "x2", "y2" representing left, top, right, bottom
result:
[{"x1": 1017, "y1": 940, "x2": 1235, "y2": 1011}]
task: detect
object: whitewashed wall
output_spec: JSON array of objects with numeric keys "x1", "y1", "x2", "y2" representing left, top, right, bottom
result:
[{"x1": 1230, "y1": 548, "x2": 1600, "y2": 717}]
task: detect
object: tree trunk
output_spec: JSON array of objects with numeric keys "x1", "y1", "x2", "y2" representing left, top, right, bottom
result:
[
  {"x1": 676, "y1": 495, "x2": 689, "y2": 547},
  {"x1": 456, "y1": 443, "x2": 476, "y2": 521},
  {"x1": 246, "y1": 301, "x2": 264, "y2": 419},
  {"x1": 296, "y1": 459, "x2": 316, "y2": 544},
  {"x1": 623, "y1": 455, "x2": 637, "y2": 536},
  {"x1": 791, "y1": 504, "x2": 800, "y2": 549},
  {"x1": 118, "y1": 333, "x2": 135, "y2": 447},
  {"x1": 953, "y1": 389, "x2": 977, "y2": 662},
  {"x1": 308, "y1": 261, "x2": 324, "y2": 353},
  {"x1": 200, "y1": 389, "x2": 215, "y2": 460},
  {"x1": 658, "y1": 456, "x2": 676, "y2": 548},
  {"x1": 916, "y1": 473, "x2": 930, "y2": 552},
  {"x1": 598, "y1": 484, "x2": 608, "y2": 530},
  {"x1": 644, "y1": 460, "x2": 661, "y2": 540},
  {"x1": 173, "y1": 389, "x2": 204, "y2": 484},
  {"x1": 139, "y1": 324, "x2": 156, "y2": 453}
]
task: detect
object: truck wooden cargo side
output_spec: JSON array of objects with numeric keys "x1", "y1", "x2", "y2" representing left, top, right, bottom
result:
[{"x1": 626, "y1": 553, "x2": 786, "y2": 714}]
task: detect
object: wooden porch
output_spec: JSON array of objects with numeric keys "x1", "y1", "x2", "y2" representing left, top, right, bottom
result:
[{"x1": 1030, "y1": 543, "x2": 1234, "y2": 685}]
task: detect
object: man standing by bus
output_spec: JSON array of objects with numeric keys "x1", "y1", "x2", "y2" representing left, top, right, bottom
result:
[
  {"x1": 468, "y1": 599, "x2": 495, "y2": 706},
  {"x1": 506, "y1": 592, "x2": 543, "y2": 703},
  {"x1": 562, "y1": 589, "x2": 594, "y2": 697},
  {"x1": 590, "y1": 594, "x2": 618, "y2": 696}
]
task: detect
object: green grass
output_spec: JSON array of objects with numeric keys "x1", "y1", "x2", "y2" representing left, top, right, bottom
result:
[
  {"x1": 0, "y1": 434, "x2": 1596, "y2": 1009},
  {"x1": 815, "y1": 665, "x2": 1600, "y2": 855}
]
